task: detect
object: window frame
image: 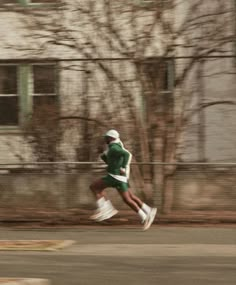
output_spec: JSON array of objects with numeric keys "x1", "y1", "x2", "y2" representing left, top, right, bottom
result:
[
  {"x1": 134, "y1": 0, "x2": 173, "y2": 10},
  {"x1": 23, "y1": 0, "x2": 59, "y2": 6},
  {"x1": 31, "y1": 63, "x2": 57, "y2": 96},
  {"x1": 1, "y1": 0, "x2": 59, "y2": 8},
  {"x1": 30, "y1": 63, "x2": 58, "y2": 119},
  {"x1": 0, "y1": 63, "x2": 19, "y2": 127},
  {"x1": 139, "y1": 57, "x2": 175, "y2": 91},
  {"x1": 0, "y1": 62, "x2": 58, "y2": 130},
  {"x1": 136, "y1": 57, "x2": 175, "y2": 123}
]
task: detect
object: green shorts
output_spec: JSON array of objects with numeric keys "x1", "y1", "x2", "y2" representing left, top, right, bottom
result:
[{"x1": 102, "y1": 175, "x2": 129, "y2": 192}]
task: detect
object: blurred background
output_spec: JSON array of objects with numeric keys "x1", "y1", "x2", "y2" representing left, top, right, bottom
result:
[{"x1": 0, "y1": 0, "x2": 236, "y2": 221}]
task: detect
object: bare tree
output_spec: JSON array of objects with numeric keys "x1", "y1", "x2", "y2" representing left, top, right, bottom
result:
[
  {"x1": 2, "y1": 0, "x2": 236, "y2": 211},
  {"x1": 23, "y1": 99, "x2": 62, "y2": 162}
]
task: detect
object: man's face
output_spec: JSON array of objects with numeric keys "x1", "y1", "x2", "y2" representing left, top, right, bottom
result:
[{"x1": 105, "y1": 136, "x2": 114, "y2": 144}]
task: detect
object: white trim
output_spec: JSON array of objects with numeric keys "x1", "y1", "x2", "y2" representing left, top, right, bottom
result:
[
  {"x1": 31, "y1": 63, "x2": 56, "y2": 66},
  {"x1": 120, "y1": 141, "x2": 132, "y2": 180},
  {"x1": 27, "y1": 0, "x2": 58, "y2": 4},
  {"x1": 108, "y1": 173, "x2": 128, "y2": 183},
  {"x1": 0, "y1": 94, "x2": 18, "y2": 97},
  {"x1": 0, "y1": 63, "x2": 19, "y2": 66},
  {"x1": 32, "y1": 93, "x2": 57, "y2": 96}
]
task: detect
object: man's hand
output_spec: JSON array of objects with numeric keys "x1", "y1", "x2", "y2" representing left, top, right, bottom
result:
[
  {"x1": 120, "y1": 167, "x2": 126, "y2": 175},
  {"x1": 97, "y1": 143, "x2": 107, "y2": 154}
]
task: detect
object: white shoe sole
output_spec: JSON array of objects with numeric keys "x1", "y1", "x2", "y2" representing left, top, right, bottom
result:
[
  {"x1": 143, "y1": 208, "x2": 157, "y2": 231},
  {"x1": 90, "y1": 212, "x2": 103, "y2": 220},
  {"x1": 96, "y1": 209, "x2": 119, "y2": 222}
]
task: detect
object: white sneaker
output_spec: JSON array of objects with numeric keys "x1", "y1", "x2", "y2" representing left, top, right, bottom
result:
[
  {"x1": 96, "y1": 208, "x2": 118, "y2": 222},
  {"x1": 90, "y1": 208, "x2": 118, "y2": 222},
  {"x1": 90, "y1": 209, "x2": 104, "y2": 220},
  {"x1": 143, "y1": 208, "x2": 157, "y2": 231}
]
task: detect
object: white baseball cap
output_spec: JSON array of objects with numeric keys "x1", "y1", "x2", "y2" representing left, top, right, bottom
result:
[{"x1": 105, "y1": 129, "x2": 120, "y2": 139}]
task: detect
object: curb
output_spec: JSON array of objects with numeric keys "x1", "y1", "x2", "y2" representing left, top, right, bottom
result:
[{"x1": 0, "y1": 279, "x2": 50, "y2": 285}]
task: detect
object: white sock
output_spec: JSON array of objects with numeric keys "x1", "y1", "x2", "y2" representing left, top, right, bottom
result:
[
  {"x1": 96, "y1": 197, "x2": 106, "y2": 209},
  {"x1": 138, "y1": 209, "x2": 147, "y2": 223},
  {"x1": 105, "y1": 200, "x2": 115, "y2": 210},
  {"x1": 142, "y1": 203, "x2": 151, "y2": 215}
]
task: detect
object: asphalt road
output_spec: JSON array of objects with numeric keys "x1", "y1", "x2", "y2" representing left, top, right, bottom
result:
[{"x1": 0, "y1": 226, "x2": 236, "y2": 285}]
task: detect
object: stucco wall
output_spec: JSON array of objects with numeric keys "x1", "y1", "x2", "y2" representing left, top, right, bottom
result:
[
  {"x1": 173, "y1": 168, "x2": 236, "y2": 211},
  {"x1": 0, "y1": 168, "x2": 130, "y2": 210},
  {"x1": 0, "y1": 168, "x2": 235, "y2": 212}
]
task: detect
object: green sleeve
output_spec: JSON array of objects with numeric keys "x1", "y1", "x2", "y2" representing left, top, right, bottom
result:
[
  {"x1": 110, "y1": 145, "x2": 131, "y2": 168},
  {"x1": 121, "y1": 149, "x2": 130, "y2": 168},
  {"x1": 100, "y1": 153, "x2": 107, "y2": 163}
]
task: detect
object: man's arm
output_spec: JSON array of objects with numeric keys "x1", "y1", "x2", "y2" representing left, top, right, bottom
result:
[
  {"x1": 121, "y1": 149, "x2": 131, "y2": 168},
  {"x1": 100, "y1": 150, "x2": 108, "y2": 164},
  {"x1": 110, "y1": 144, "x2": 131, "y2": 174}
]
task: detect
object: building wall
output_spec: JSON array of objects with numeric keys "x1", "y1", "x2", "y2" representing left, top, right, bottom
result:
[
  {"x1": 0, "y1": 0, "x2": 236, "y2": 163},
  {"x1": 181, "y1": 58, "x2": 236, "y2": 162},
  {"x1": 0, "y1": 168, "x2": 235, "y2": 211},
  {"x1": 0, "y1": 1, "x2": 235, "y2": 216}
]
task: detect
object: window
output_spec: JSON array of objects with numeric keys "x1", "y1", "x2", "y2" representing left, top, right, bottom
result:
[
  {"x1": 32, "y1": 64, "x2": 58, "y2": 115},
  {"x1": 0, "y1": 65, "x2": 18, "y2": 125},
  {"x1": 140, "y1": 58, "x2": 174, "y2": 91},
  {"x1": 0, "y1": 63, "x2": 58, "y2": 127},
  {"x1": 138, "y1": 58, "x2": 174, "y2": 123}
]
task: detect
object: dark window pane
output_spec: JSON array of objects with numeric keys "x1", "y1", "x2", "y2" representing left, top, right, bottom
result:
[
  {"x1": 33, "y1": 96, "x2": 58, "y2": 115},
  {"x1": 0, "y1": 66, "x2": 17, "y2": 94},
  {"x1": 33, "y1": 65, "x2": 56, "y2": 94},
  {"x1": 163, "y1": 63, "x2": 169, "y2": 90},
  {"x1": 141, "y1": 60, "x2": 173, "y2": 90},
  {"x1": 0, "y1": 97, "x2": 18, "y2": 125},
  {"x1": 30, "y1": 0, "x2": 58, "y2": 3}
]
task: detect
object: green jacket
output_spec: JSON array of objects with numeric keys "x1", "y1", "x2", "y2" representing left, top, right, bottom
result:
[{"x1": 101, "y1": 142, "x2": 131, "y2": 177}]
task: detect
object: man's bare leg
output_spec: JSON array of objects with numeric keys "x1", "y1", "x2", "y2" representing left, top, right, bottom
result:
[
  {"x1": 126, "y1": 190, "x2": 157, "y2": 231},
  {"x1": 89, "y1": 179, "x2": 118, "y2": 221},
  {"x1": 129, "y1": 190, "x2": 153, "y2": 215},
  {"x1": 90, "y1": 178, "x2": 107, "y2": 200},
  {"x1": 118, "y1": 191, "x2": 147, "y2": 223}
]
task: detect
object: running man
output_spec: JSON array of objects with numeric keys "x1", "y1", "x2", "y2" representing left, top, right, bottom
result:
[{"x1": 90, "y1": 129, "x2": 157, "y2": 231}]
